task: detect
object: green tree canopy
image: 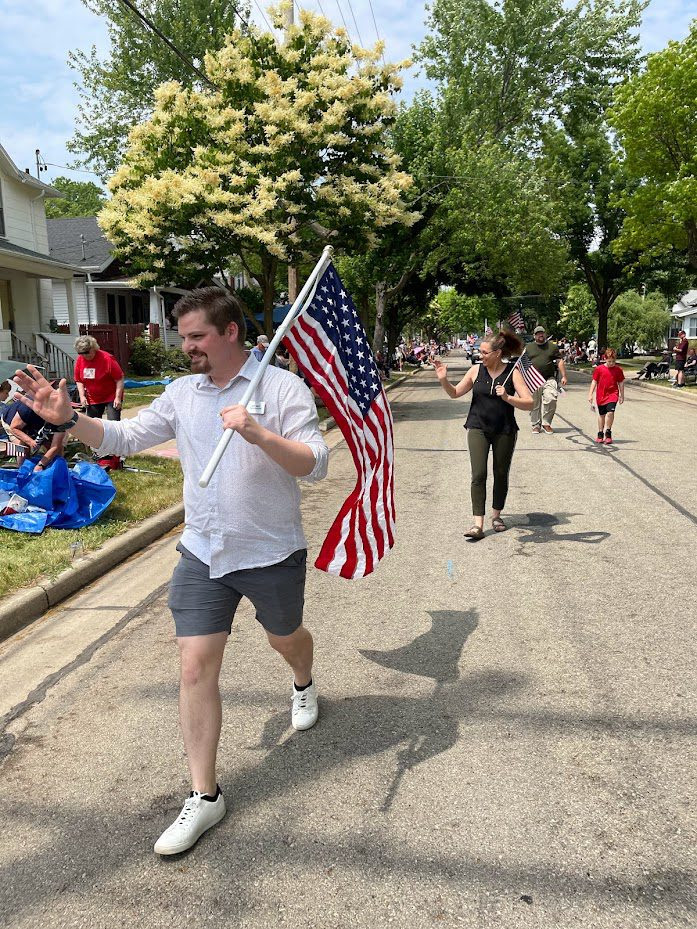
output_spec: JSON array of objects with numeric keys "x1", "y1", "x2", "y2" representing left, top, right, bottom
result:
[
  {"x1": 69, "y1": 0, "x2": 250, "y2": 178},
  {"x1": 44, "y1": 176, "x2": 107, "y2": 218},
  {"x1": 99, "y1": 10, "x2": 418, "y2": 335},
  {"x1": 611, "y1": 21, "x2": 697, "y2": 269}
]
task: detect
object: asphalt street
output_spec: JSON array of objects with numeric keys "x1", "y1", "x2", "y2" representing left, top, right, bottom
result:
[{"x1": 1, "y1": 356, "x2": 695, "y2": 928}]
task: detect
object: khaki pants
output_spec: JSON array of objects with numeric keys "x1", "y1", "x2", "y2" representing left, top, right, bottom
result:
[{"x1": 530, "y1": 377, "x2": 559, "y2": 427}]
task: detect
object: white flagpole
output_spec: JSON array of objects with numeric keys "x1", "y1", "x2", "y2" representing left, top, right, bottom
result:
[
  {"x1": 498, "y1": 351, "x2": 525, "y2": 391},
  {"x1": 198, "y1": 245, "x2": 334, "y2": 488}
]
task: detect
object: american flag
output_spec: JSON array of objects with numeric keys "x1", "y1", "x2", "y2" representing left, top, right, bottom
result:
[
  {"x1": 508, "y1": 310, "x2": 525, "y2": 331},
  {"x1": 283, "y1": 264, "x2": 395, "y2": 579},
  {"x1": 515, "y1": 351, "x2": 547, "y2": 392}
]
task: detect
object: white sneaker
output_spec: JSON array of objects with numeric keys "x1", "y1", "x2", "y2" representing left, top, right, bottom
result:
[
  {"x1": 291, "y1": 680, "x2": 319, "y2": 731},
  {"x1": 154, "y1": 788, "x2": 226, "y2": 855}
]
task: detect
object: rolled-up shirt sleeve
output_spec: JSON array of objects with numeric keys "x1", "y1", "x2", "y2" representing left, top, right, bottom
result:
[
  {"x1": 279, "y1": 377, "x2": 328, "y2": 483},
  {"x1": 94, "y1": 389, "x2": 177, "y2": 457}
]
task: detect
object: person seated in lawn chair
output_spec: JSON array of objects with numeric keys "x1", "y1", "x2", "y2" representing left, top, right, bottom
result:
[{"x1": 1, "y1": 386, "x2": 67, "y2": 472}]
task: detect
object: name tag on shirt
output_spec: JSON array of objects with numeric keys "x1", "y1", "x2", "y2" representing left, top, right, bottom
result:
[
  {"x1": 84, "y1": 368, "x2": 96, "y2": 379},
  {"x1": 247, "y1": 401, "x2": 266, "y2": 415}
]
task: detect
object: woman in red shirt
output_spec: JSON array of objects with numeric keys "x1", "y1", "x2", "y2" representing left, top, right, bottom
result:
[
  {"x1": 588, "y1": 348, "x2": 625, "y2": 445},
  {"x1": 73, "y1": 335, "x2": 125, "y2": 420}
]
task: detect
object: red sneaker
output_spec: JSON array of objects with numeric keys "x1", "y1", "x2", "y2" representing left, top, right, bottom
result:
[
  {"x1": 604, "y1": 432, "x2": 613, "y2": 445},
  {"x1": 595, "y1": 434, "x2": 604, "y2": 444}
]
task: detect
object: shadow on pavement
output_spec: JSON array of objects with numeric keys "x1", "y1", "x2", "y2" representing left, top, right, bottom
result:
[{"x1": 504, "y1": 512, "x2": 610, "y2": 546}]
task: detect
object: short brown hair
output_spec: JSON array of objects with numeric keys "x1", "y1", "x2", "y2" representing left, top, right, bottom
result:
[
  {"x1": 604, "y1": 347, "x2": 617, "y2": 359},
  {"x1": 173, "y1": 287, "x2": 247, "y2": 344}
]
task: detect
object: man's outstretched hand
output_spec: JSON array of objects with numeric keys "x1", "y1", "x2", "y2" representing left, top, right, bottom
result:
[{"x1": 13, "y1": 366, "x2": 73, "y2": 425}]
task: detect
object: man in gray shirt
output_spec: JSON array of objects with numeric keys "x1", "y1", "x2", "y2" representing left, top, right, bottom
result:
[{"x1": 13, "y1": 287, "x2": 329, "y2": 856}]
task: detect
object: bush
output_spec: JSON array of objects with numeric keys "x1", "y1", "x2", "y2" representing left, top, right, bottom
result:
[
  {"x1": 128, "y1": 337, "x2": 168, "y2": 375},
  {"x1": 165, "y1": 347, "x2": 190, "y2": 371}
]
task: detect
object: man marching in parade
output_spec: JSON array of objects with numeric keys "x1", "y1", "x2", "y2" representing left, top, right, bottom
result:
[
  {"x1": 14, "y1": 286, "x2": 329, "y2": 856},
  {"x1": 526, "y1": 325, "x2": 568, "y2": 434}
]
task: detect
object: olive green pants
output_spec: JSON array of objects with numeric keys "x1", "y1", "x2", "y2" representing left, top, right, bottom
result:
[{"x1": 467, "y1": 429, "x2": 518, "y2": 516}]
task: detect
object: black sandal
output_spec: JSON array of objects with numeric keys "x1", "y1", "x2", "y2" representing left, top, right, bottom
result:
[
  {"x1": 464, "y1": 526, "x2": 485, "y2": 540},
  {"x1": 492, "y1": 517, "x2": 508, "y2": 532}
]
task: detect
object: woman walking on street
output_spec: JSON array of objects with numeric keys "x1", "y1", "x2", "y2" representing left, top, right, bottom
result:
[{"x1": 433, "y1": 330, "x2": 533, "y2": 539}]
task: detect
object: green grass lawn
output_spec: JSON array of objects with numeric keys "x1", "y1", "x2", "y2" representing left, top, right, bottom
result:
[
  {"x1": 0, "y1": 454, "x2": 183, "y2": 598},
  {"x1": 122, "y1": 375, "x2": 172, "y2": 410}
]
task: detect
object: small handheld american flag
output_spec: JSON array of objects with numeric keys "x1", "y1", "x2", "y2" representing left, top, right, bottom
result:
[
  {"x1": 515, "y1": 351, "x2": 547, "y2": 392},
  {"x1": 508, "y1": 311, "x2": 525, "y2": 331},
  {"x1": 284, "y1": 264, "x2": 395, "y2": 579}
]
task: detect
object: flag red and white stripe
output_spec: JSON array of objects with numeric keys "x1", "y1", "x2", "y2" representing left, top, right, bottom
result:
[
  {"x1": 515, "y1": 351, "x2": 547, "y2": 392},
  {"x1": 284, "y1": 263, "x2": 395, "y2": 579},
  {"x1": 508, "y1": 310, "x2": 525, "y2": 331}
]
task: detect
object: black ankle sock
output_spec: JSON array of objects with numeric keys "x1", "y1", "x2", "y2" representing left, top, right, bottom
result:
[
  {"x1": 605, "y1": 429, "x2": 612, "y2": 436},
  {"x1": 294, "y1": 678, "x2": 313, "y2": 692},
  {"x1": 191, "y1": 785, "x2": 221, "y2": 802},
  {"x1": 598, "y1": 431, "x2": 604, "y2": 438}
]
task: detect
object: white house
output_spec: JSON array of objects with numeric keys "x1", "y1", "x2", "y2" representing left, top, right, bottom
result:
[
  {"x1": 0, "y1": 143, "x2": 79, "y2": 376},
  {"x1": 47, "y1": 216, "x2": 190, "y2": 349},
  {"x1": 670, "y1": 290, "x2": 697, "y2": 341}
]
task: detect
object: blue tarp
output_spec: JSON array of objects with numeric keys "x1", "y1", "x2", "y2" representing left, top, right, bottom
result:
[
  {"x1": 123, "y1": 378, "x2": 172, "y2": 388},
  {"x1": 0, "y1": 458, "x2": 116, "y2": 534}
]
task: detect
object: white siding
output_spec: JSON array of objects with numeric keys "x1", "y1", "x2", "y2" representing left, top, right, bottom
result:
[
  {"x1": 0, "y1": 172, "x2": 50, "y2": 253},
  {"x1": 51, "y1": 278, "x2": 90, "y2": 325},
  {"x1": 39, "y1": 278, "x2": 54, "y2": 325}
]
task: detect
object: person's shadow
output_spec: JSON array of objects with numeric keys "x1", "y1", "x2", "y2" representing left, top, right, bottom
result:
[
  {"x1": 505, "y1": 512, "x2": 610, "y2": 547},
  {"x1": 360, "y1": 609, "x2": 478, "y2": 683},
  {"x1": 239, "y1": 611, "x2": 501, "y2": 814}
]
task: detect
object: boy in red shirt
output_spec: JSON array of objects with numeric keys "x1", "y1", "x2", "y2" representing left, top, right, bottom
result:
[{"x1": 588, "y1": 348, "x2": 625, "y2": 445}]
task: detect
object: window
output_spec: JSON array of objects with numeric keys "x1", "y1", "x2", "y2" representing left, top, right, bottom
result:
[
  {"x1": 0, "y1": 180, "x2": 5, "y2": 237},
  {"x1": 688, "y1": 318, "x2": 697, "y2": 338}
]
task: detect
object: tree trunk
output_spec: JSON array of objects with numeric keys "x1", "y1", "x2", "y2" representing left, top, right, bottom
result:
[
  {"x1": 596, "y1": 295, "x2": 610, "y2": 353},
  {"x1": 685, "y1": 218, "x2": 697, "y2": 269},
  {"x1": 358, "y1": 293, "x2": 371, "y2": 334},
  {"x1": 260, "y1": 254, "x2": 277, "y2": 338},
  {"x1": 373, "y1": 282, "x2": 387, "y2": 355}
]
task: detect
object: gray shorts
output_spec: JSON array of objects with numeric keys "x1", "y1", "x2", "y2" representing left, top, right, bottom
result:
[{"x1": 168, "y1": 543, "x2": 307, "y2": 637}]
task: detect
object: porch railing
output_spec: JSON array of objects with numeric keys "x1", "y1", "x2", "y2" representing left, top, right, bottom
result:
[
  {"x1": 11, "y1": 333, "x2": 45, "y2": 368},
  {"x1": 41, "y1": 338, "x2": 76, "y2": 383}
]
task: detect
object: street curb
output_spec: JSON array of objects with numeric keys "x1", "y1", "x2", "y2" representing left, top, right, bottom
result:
[
  {"x1": 319, "y1": 370, "x2": 417, "y2": 433},
  {"x1": 0, "y1": 502, "x2": 184, "y2": 643},
  {"x1": 570, "y1": 368, "x2": 697, "y2": 407}
]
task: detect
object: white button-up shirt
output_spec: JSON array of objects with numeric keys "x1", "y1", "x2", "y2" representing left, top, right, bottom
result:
[{"x1": 96, "y1": 353, "x2": 329, "y2": 576}]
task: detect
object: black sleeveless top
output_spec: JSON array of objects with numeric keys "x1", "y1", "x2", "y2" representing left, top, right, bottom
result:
[{"x1": 464, "y1": 362, "x2": 518, "y2": 435}]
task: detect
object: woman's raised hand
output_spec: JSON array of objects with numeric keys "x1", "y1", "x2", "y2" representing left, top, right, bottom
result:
[
  {"x1": 432, "y1": 357, "x2": 448, "y2": 381},
  {"x1": 12, "y1": 366, "x2": 73, "y2": 424}
]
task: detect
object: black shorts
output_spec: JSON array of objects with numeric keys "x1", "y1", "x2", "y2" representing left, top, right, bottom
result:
[
  {"x1": 675, "y1": 359, "x2": 686, "y2": 371},
  {"x1": 168, "y1": 544, "x2": 307, "y2": 637},
  {"x1": 598, "y1": 402, "x2": 617, "y2": 415},
  {"x1": 86, "y1": 402, "x2": 121, "y2": 420}
]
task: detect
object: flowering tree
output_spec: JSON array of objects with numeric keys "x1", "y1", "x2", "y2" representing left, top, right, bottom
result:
[{"x1": 99, "y1": 7, "x2": 418, "y2": 334}]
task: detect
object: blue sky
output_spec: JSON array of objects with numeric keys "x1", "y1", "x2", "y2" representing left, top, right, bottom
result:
[{"x1": 1, "y1": 0, "x2": 696, "y2": 188}]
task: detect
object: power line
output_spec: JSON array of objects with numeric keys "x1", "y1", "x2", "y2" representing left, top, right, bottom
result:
[
  {"x1": 344, "y1": 0, "x2": 364, "y2": 46},
  {"x1": 45, "y1": 162, "x2": 103, "y2": 177},
  {"x1": 333, "y1": 0, "x2": 352, "y2": 39},
  {"x1": 315, "y1": 0, "x2": 327, "y2": 16},
  {"x1": 114, "y1": 0, "x2": 218, "y2": 89},
  {"x1": 252, "y1": 0, "x2": 274, "y2": 33},
  {"x1": 366, "y1": 0, "x2": 386, "y2": 65}
]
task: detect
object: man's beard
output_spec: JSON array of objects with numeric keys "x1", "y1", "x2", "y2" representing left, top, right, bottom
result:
[{"x1": 188, "y1": 353, "x2": 211, "y2": 372}]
